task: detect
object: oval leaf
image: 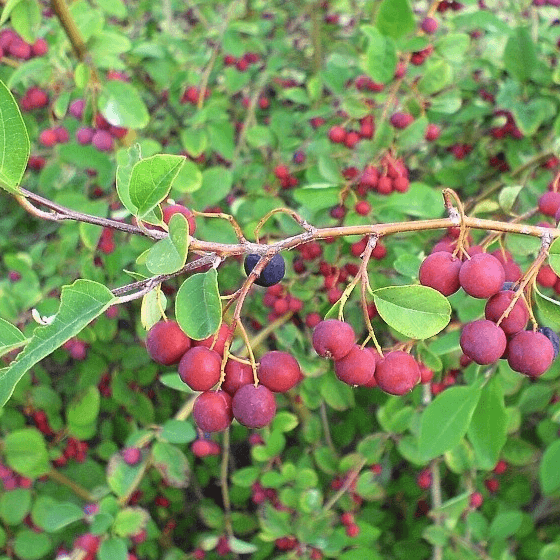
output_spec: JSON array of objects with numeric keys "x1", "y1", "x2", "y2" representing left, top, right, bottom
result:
[
  {"x1": 4, "y1": 428, "x2": 50, "y2": 478},
  {"x1": 31, "y1": 496, "x2": 83, "y2": 532},
  {"x1": 372, "y1": 285, "x2": 451, "y2": 340},
  {"x1": 98, "y1": 80, "x2": 149, "y2": 129},
  {"x1": 540, "y1": 440, "x2": 560, "y2": 495},
  {"x1": 146, "y1": 213, "x2": 190, "y2": 275},
  {"x1": 129, "y1": 154, "x2": 185, "y2": 218},
  {"x1": 152, "y1": 441, "x2": 190, "y2": 488},
  {"x1": 0, "y1": 279, "x2": 115, "y2": 407},
  {"x1": 419, "y1": 380, "x2": 483, "y2": 461},
  {"x1": 0, "y1": 79, "x2": 29, "y2": 194},
  {"x1": 534, "y1": 285, "x2": 560, "y2": 330},
  {"x1": 175, "y1": 269, "x2": 222, "y2": 340},
  {"x1": 548, "y1": 237, "x2": 560, "y2": 278}
]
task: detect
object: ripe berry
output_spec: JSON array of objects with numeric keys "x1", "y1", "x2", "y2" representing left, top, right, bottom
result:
[
  {"x1": 312, "y1": 319, "x2": 355, "y2": 360},
  {"x1": 355, "y1": 201, "x2": 371, "y2": 215},
  {"x1": 122, "y1": 447, "x2": 142, "y2": 466},
  {"x1": 344, "y1": 131, "x2": 360, "y2": 149},
  {"x1": 374, "y1": 351, "x2": 420, "y2": 395},
  {"x1": 484, "y1": 478, "x2": 499, "y2": 493},
  {"x1": 69, "y1": 99, "x2": 85, "y2": 119},
  {"x1": 76, "y1": 127, "x2": 94, "y2": 145},
  {"x1": 390, "y1": 112, "x2": 414, "y2": 129},
  {"x1": 493, "y1": 460, "x2": 507, "y2": 475},
  {"x1": 416, "y1": 468, "x2": 432, "y2": 489},
  {"x1": 345, "y1": 523, "x2": 360, "y2": 537},
  {"x1": 222, "y1": 359, "x2": 253, "y2": 396},
  {"x1": 538, "y1": 191, "x2": 560, "y2": 217},
  {"x1": 39, "y1": 129, "x2": 57, "y2": 147},
  {"x1": 377, "y1": 176, "x2": 392, "y2": 194},
  {"x1": 258, "y1": 351, "x2": 302, "y2": 393},
  {"x1": 484, "y1": 290, "x2": 528, "y2": 335},
  {"x1": 459, "y1": 253, "x2": 505, "y2": 298},
  {"x1": 178, "y1": 347, "x2": 222, "y2": 391},
  {"x1": 232, "y1": 384, "x2": 276, "y2": 428},
  {"x1": 507, "y1": 330, "x2": 555, "y2": 377},
  {"x1": 425, "y1": 123, "x2": 441, "y2": 141},
  {"x1": 421, "y1": 17, "x2": 438, "y2": 33},
  {"x1": 31, "y1": 38, "x2": 48, "y2": 57},
  {"x1": 92, "y1": 130, "x2": 114, "y2": 152},
  {"x1": 162, "y1": 204, "x2": 197, "y2": 235},
  {"x1": 460, "y1": 320, "x2": 506, "y2": 365},
  {"x1": 191, "y1": 439, "x2": 221, "y2": 457},
  {"x1": 419, "y1": 251, "x2": 462, "y2": 296},
  {"x1": 392, "y1": 176, "x2": 410, "y2": 193},
  {"x1": 328, "y1": 126, "x2": 347, "y2": 143},
  {"x1": 193, "y1": 391, "x2": 233, "y2": 432},
  {"x1": 537, "y1": 265, "x2": 557, "y2": 288},
  {"x1": 244, "y1": 253, "x2": 286, "y2": 287},
  {"x1": 538, "y1": 327, "x2": 560, "y2": 358},
  {"x1": 469, "y1": 492, "x2": 483, "y2": 508},
  {"x1": 146, "y1": 320, "x2": 191, "y2": 366},
  {"x1": 334, "y1": 345, "x2": 376, "y2": 386},
  {"x1": 490, "y1": 249, "x2": 522, "y2": 282},
  {"x1": 340, "y1": 512, "x2": 354, "y2": 526}
]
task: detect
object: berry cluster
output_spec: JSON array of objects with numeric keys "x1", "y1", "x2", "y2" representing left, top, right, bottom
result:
[
  {"x1": 419, "y1": 247, "x2": 558, "y2": 376},
  {"x1": 0, "y1": 29, "x2": 48, "y2": 60},
  {"x1": 312, "y1": 320, "x2": 422, "y2": 395}
]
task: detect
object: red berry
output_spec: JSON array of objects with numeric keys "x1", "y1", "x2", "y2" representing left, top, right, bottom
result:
[
  {"x1": 162, "y1": 204, "x2": 197, "y2": 235},
  {"x1": 340, "y1": 512, "x2": 354, "y2": 526},
  {"x1": 39, "y1": 129, "x2": 57, "y2": 147},
  {"x1": 469, "y1": 492, "x2": 483, "y2": 508},
  {"x1": 493, "y1": 460, "x2": 507, "y2": 475},
  {"x1": 459, "y1": 253, "x2": 505, "y2": 298},
  {"x1": 193, "y1": 323, "x2": 232, "y2": 356},
  {"x1": 507, "y1": 330, "x2": 555, "y2": 377},
  {"x1": 421, "y1": 17, "x2": 438, "y2": 33},
  {"x1": 258, "y1": 351, "x2": 302, "y2": 393},
  {"x1": 390, "y1": 112, "x2": 414, "y2": 129},
  {"x1": 484, "y1": 478, "x2": 499, "y2": 493},
  {"x1": 538, "y1": 191, "x2": 560, "y2": 217},
  {"x1": 345, "y1": 523, "x2": 360, "y2": 537},
  {"x1": 122, "y1": 447, "x2": 142, "y2": 466},
  {"x1": 460, "y1": 320, "x2": 506, "y2": 365},
  {"x1": 419, "y1": 251, "x2": 462, "y2": 296},
  {"x1": 146, "y1": 320, "x2": 191, "y2": 366},
  {"x1": 232, "y1": 384, "x2": 276, "y2": 429},
  {"x1": 416, "y1": 468, "x2": 432, "y2": 489},
  {"x1": 222, "y1": 359, "x2": 253, "y2": 396},
  {"x1": 374, "y1": 351, "x2": 420, "y2": 395},
  {"x1": 355, "y1": 200, "x2": 371, "y2": 215},
  {"x1": 178, "y1": 347, "x2": 222, "y2": 391},
  {"x1": 328, "y1": 126, "x2": 347, "y2": 143},
  {"x1": 312, "y1": 320, "x2": 356, "y2": 360},
  {"x1": 334, "y1": 345, "x2": 376, "y2": 386},
  {"x1": 484, "y1": 290, "x2": 528, "y2": 335},
  {"x1": 425, "y1": 124, "x2": 441, "y2": 141},
  {"x1": 193, "y1": 391, "x2": 233, "y2": 432}
]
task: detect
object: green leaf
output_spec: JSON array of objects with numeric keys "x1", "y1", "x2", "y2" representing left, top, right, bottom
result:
[
  {"x1": 98, "y1": 538, "x2": 128, "y2": 560},
  {"x1": 293, "y1": 184, "x2": 339, "y2": 211},
  {"x1": 540, "y1": 440, "x2": 560, "y2": 495},
  {"x1": 534, "y1": 285, "x2": 560, "y2": 330},
  {"x1": 502, "y1": 437, "x2": 538, "y2": 466},
  {"x1": 372, "y1": 285, "x2": 451, "y2": 340},
  {"x1": 548, "y1": 237, "x2": 560, "y2": 278},
  {"x1": 159, "y1": 419, "x2": 196, "y2": 444},
  {"x1": 180, "y1": 128, "x2": 207, "y2": 158},
  {"x1": 467, "y1": 375, "x2": 508, "y2": 470},
  {"x1": 146, "y1": 213, "x2": 190, "y2": 275},
  {"x1": 10, "y1": 0, "x2": 40, "y2": 44},
  {"x1": 0, "y1": 0, "x2": 25, "y2": 26},
  {"x1": 417, "y1": 60, "x2": 453, "y2": 95},
  {"x1": 140, "y1": 289, "x2": 166, "y2": 331},
  {"x1": 503, "y1": 27, "x2": 537, "y2": 82},
  {"x1": 511, "y1": 99, "x2": 553, "y2": 137},
  {"x1": 361, "y1": 26, "x2": 397, "y2": 83},
  {"x1": 159, "y1": 372, "x2": 193, "y2": 393},
  {"x1": 4, "y1": 428, "x2": 50, "y2": 478},
  {"x1": 270, "y1": 411, "x2": 299, "y2": 433},
  {"x1": 375, "y1": 0, "x2": 414, "y2": 39},
  {"x1": 152, "y1": 441, "x2": 190, "y2": 488},
  {"x1": 228, "y1": 537, "x2": 258, "y2": 554},
  {"x1": 116, "y1": 144, "x2": 142, "y2": 215},
  {"x1": 13, "y1": 530, "x2": 51, "y2": 560},
  {"x1": 498, "y1": 186, "x2": 522, "y2": 213},
  {"x1": 231, "y1": 466, "x2": 260, "y2": 487},
  {"x1": 419, "y1": 380, "x2": 483, "y2": 460},
  {"x1": 0, "y1": 318, "x2": 27, "y2": 357},
  {"x1": 0, "y1": 279, "x2": 114, "y2": 407},
  {"x1": 129, "y1": 154, "x2": 185, "y2": 218},
  {"x1": 489, "y1": 511, "x2": 522, "y2": 539},
  {"x1": 31, "y1": 496, "x2": 83, "y2": 532},
  {"x1": 113, "y1": 507, "x2": 149, "y2": 537},
  {"x1": 173, "y1": 159, "x2": 203, "y2": 193},
  {"x1": 175, "y1": 269, "x2": 222, "y2": 340},
  {"x1": 98, "y1": 80, "x2": 149, "y2": 129},
  {"x1": 191, "y1": 166, "x2": 233, "y2": 208},
  {"x1": 94, "y1": 0, "x2": 126, "y2": 17},
  {"x1": 320, "y1": 372, "x2": 355, "y2": 411},
  {"x1": 67, "y1": 385, "x2": 100, "y2": 428},
  {"x1": 0, "y1": 489, "x2": 31, "y2": 525},
  {"x1": 107, "y1": 452, "x2": 146, "y2": 498},
  {"x1": 0, "y1": 79, "x2": 29, "y2": 194}
]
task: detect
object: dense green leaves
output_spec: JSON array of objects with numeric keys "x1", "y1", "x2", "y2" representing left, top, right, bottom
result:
[
  {"x1": 0, "y1": 279, "x2": 114, "y2": 407},
  {"x1": 362, "y1": 26, "x2": 397, "y2": 84},
  {"x1": 175, "y1": 269, "x2": 222, "y2": 340},
  {"x1": 0, "y1": 79, "x2": 29, "y2": 194},
  {"x1": 372, "y1": 285, "x2": 451, "y2": 340},
  {"x1": 375, "y1": 0, "x2": 414, "y2": 39}
]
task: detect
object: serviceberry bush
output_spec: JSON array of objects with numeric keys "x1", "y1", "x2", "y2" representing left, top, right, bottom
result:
[{"x1": 1, "y1": 1, "x2": 560, "y2": 560}]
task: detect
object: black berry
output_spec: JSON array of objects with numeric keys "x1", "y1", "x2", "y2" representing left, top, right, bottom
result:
[{"x1": 244, "y1": 253, "x2": 286, "y2": 287}]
